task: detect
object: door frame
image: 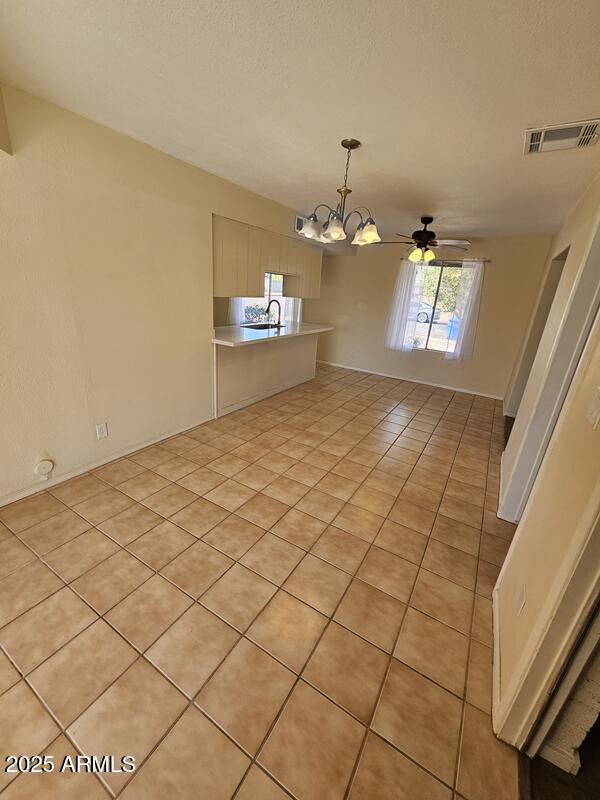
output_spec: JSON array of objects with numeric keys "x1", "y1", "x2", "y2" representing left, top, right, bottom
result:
[{"x1": 498, "y1": 220, "x2": 600, "y2": 523}]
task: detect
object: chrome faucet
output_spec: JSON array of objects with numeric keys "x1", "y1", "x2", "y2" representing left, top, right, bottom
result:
[{"x1": 265, "y1": 298, "x2": 282, "y2": 327}]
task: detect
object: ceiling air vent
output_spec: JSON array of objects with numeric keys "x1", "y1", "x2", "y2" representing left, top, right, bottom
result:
[{"x1": 524, "y1": 119, "x2": 599, "y2": 154}]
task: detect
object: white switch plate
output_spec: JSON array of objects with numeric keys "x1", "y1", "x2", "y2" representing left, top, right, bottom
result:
[
  {"x1": 585, "y1": 386, "x2": 600, "y2": 430},
  {"x1": 95, "y1": 422, "x2": 109, "y2": 440}
]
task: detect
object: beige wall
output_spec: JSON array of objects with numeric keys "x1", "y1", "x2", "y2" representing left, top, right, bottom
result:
[
  {"x1": 495, "y1": 175, "x2": 600, "y2": 701},
  {"x1": 304, "y1": 237, "x2": 551, "y2": 398},
  {"x1": 0, "y1": 86, "x2": 294, "y2": 504}
]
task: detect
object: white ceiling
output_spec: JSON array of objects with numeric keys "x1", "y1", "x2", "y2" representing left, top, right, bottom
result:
[{"x1": 1, "y1": 0, "x2": 599, "y2": 238}]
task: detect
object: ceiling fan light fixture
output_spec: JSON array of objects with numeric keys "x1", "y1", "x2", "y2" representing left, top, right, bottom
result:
[
  {"x1": 408, "y1": 247, "x2": 424, "y2": 263},
  {"x1": 361, "y1": 217, "x2": 381, "y2": 244},
  {"x1": 424, "y1": 248, "x2": 436, "y2": 262}
]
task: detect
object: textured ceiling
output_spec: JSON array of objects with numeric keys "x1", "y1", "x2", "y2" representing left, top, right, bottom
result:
[{"x1": 1, "y1": 0, "x2": 599, "y2": 237}]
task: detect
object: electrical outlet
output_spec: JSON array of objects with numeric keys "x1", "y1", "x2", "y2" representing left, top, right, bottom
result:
[{"x1": 95, "y1": 422, "x2": 109, "y2": 440}]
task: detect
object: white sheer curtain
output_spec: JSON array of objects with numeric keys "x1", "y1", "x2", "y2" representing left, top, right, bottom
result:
[
  {"x1": 445, "y1": 259, "x2": 483, "y2": 360},
  {"x1": 385, "y1": 259, "x2": 423, "y2": 351}
]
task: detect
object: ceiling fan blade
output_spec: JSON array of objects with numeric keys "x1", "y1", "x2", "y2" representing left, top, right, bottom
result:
[{"x1": 436, "y1": 239, "x2": 471, "y2": 250}]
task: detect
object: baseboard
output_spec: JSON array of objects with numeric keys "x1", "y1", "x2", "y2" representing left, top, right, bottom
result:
[
  {"x1": 539, "y1": 741, "x2": 581, "y2": 774},
  {"x1": 0, "y1": 413, "x2": 215, "y2": 508},
  {"x1": 317, "y1": 360, "x2": 503, "y2": 400}
]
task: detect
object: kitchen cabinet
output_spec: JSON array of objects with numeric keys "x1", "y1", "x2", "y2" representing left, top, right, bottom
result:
[{"x1": 213, "y1": 215, "x2": 322, "y2": 299}]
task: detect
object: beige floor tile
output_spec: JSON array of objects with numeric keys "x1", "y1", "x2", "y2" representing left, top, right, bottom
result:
[
  {"x1": 147, "y1": 604, "x2": 239, "y2": 696},
  {"x1": 422, "y1": 539, "x2": 478, "y2": 591},
  {"x1": 0, "y1": 586, "x2": 97, "y2": 673},
  {"x1": 235, "y1": 464, "x2": 278, "y2": 491},
  {"x1": 394, "y1": 607, "x2": 469, "y2": 696},
  {"x1": 28, "y1": 619, "x2": 137, "y2": 725},
  {"x1": 374, "y1": 519, "x2": 428, "y2": 565},
  {"x1": 310, "y1": 526, "x2": 369, "y2": 574},
  {"x1": 332, "y1": 458, "x2": 372, "y2": 483},
  {"x1": 106, "y1": 574, "x2": 192, "y2": 651},
  {"x1": 118, "y1": 470, "x2": 171, "y2": 501},
  {"x1": 471, "y1": 595, "x2": 493, "y2": 646},
  {"x1": 262, "y1": 475, "x2": 309, "y2": 506},
  {"x1": 129, "y1": 445, "x2": 174, "y2": 469},
  {"x1": 0, "y1": 650, "x2": 19, "y2": 694},
  {"x1": 160, "y1": 541, "x2": 233, "y2": 598},
  {"x1": 357, "y1": 547, "x2": 418, "y2": 602},
  {"x1": 72, "y1": 487, "x2": 134, "y2": 526},
  {"x1": 240, "y1": 533, "x2": 304, "y2": 584},
  {"x1": 44, "y1": 528, "x2": 119, "y2": 583},
  {"x1": 285, "y1": 461, "x2": 327, "y2": 487},
  {"x1": 126, "y1": 519, "x2": 195, "y2": 569},
  {"x1": 400, "y1": 480, "x2": 443, "y2": 512},
  {"x1": 185, "y1": 443, "x2": 224, "y2": 466},
  {"x1": 376, "y1": 455, "x2": 413, "y2": 480},
  {"x1": 444, "y1": 477, "x2": 485, "y2": 508},
  {"x1": 236, "y1": 765, "x2": 291, "y2": 800},
  {"x1": 170, "y1": 497, "x2": 230, "y2": 536},
  {"x1": 334, "y1": 578, "x2": 405, "y2": 653},
  {"x1": 67, "y1": 659, "x2": 187, "y2": 793},
  {"x1": 120, "y1": 706, "x2": 249, "y2": 799},
  {"x1": 456, "y1": 704, "x2": 519, "y2": 800},
  {"x1": 141, "y1": 484, "x2": 197, "y2": 518},
  {"x1": 93, "y1": 457, "x2": 146, "y2": 486},
  {"x1": 477, "y1": 559, "x2": 501, "y2": 597},
  {"x1": 480, "y1": 532, "x2": 510, "y2": 567},
  {"x1": 466, "y1": 640, "x2": 492, "y2": 713},
  {"x1": 151, "y1": 455, "x2": 197, "y2": 481},
  {"x1": 97, "y1": 503, "x2": 162, "y2": 545},
  {"x1": 201, "y1": 564, "x2": 276, "y2": 631},
  {"x1": 259, "y1": 681, "x2": 364, "y2": 800},
  {"x1": 202, "y1": 514, "x2": 264, "y2": 559},
  {"x1": 161, "y1": 434, "x2": 200, "y2": 455},
  {"x1": 439, "y1": 495, "x2": 483, "y2": 530},
  {"x1": 389, "y1": 497, "x2": 436, "y2": 535},
  {"x1": 363, "y1": 469, "x2": 405, "y2": 497},
  {"x1": 271, "y1": 509, "x2": 327, "y2": 550},
  {"x1": 0, "y1": 536, "x2": 36, "y2": 579},
  {"x1": 19, "y1": 509, "x2": 90, "y2": 555},
  {"x1": 256, "y1": 451, "x2": 298, "y2": 476},
  {"x1": 482, "y1": 510, "x2": 517, "y2": 541},
  {"x1": 416, "y1": 453, "x2": 453, "y2": 478},
  {"x1": 411, "y1": 569, "x2": 474, "y2": 635},
  {"x1": 176, "y1": 465, "x2": 226, "y2": 494},
  {"x1": 49, "y1": 475, "x2": 108, "y2": 507},
  {"x1": 450, "y1": 463, "x2": 487, "y2": 489},
  {"x1": 0, "y1": 560, "x2": 63, "y2": 627},
  {"x1": 0, "y1": 682, "x2": 60, "y2": 791},
  {"x1": 2, "y1": 733, "x2": 110, "y2": 799},
  {"x1": 284, "y1": 554, "x2": 351, "y2": 616},
  {"x1": 71, "y1": 550, "x2": 152, "y2": 614},
  {"x1": 372, "y1": 659, "x2": 462, "y2": 785},
  {"x1": 204, "y1": 478, "x2": 257, "y2": 511},
  {"x1": 349, "y1": 731, "x2": 451, "y2": 800},
  {"x1": 315, "y1": 473, "x2": 359, "y2": 502},
  {"x1": 303, "y1": 449, "x2": 341, "y2": 471},
  {"x1": 237, "y1": 493, "x2": 290, "y2": 529},
  {"x1": 294, "y1": 489, "x2": 344, "y2": 524},
  {"x1": 0, "y1": 492, "x2": 65, "y2": 534},
  {"x1": 332, "y1": 504, "x2": 384, "y2": 543},
  {"x1": 349, "y1": 485, "x2": 395, "y2": 516},
  {"x1": 431, "y1": 514, "x2": 480, "y2": 556},
  {"x1": 409, "y1": 465, "x2": 448, "y2": 493},
  {"x1": 197, "y1": 638, "x2": 295, "y2": 755},
  {"x1": 210, "y1": 433, "x2": 246, "y2": 453},
  {"x1": 304, "y1": 622, "x2": 388, "y2": 723},
  {"x1": 208, "y1": 453, "x2": 250, "y2": 477},
  {"x1": 247, "y1": 590, "x2": 327, "y2": 673}
]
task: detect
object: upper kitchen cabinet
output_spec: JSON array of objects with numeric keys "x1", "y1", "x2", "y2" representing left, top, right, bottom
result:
[
  {"x1": 213, "y1": 215, "x2": 249, "y2": 297},
  {"x1": 212, "y1": 215, "x2": 322, "y2": 298}
]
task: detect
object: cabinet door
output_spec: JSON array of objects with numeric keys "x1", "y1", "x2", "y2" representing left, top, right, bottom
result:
[
  {"x1": 247, "y1": 226, "x2": 267, "y2": 297},
  {"x1": 262, "y1": 229, "x2": 283, "y2": 275},
  {"x1": 303, "y1": 247, "x2": 323, "y2": 298},
  {"x1": 213, "y1": 216, "x2": 249, "y2": 296}
]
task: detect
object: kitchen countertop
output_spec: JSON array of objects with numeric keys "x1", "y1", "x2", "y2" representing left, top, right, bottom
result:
[{"x1": 212, "y1": 322, "x2": 334, "y2": 347}]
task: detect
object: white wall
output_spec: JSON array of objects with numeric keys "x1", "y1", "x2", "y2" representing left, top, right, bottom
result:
[{"x1": 0, "y1": 86, "x2": 295, "y2": 504}]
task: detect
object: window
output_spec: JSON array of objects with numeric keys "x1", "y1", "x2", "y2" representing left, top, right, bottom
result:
[
  {"x1": 410, "y1": 263, "x2": 462, "y2": 353},
  {"x1": 385, "y1": 258, "x2": 484, "y2": 361},
  {"x1": 228, "y1": 273, "x2": 302, "y2": 325}
]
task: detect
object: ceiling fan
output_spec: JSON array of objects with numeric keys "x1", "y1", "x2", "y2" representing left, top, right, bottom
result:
[{"x1": 379, "y1": 216, "x2": 471, "y2": 262}]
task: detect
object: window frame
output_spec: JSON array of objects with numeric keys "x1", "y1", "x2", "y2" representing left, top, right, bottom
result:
[{"x1": 414, "y1": 261, "x2": 463, "y2": 354}]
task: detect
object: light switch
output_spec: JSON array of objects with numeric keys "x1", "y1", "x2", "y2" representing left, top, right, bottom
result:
[{"x1": 585, "y1": 386, "x2": 600, "y2": 430}]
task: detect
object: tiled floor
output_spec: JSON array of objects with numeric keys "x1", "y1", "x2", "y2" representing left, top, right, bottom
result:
[{"x1": 0, "y1": 364, "x2": 520, "y2": 799}]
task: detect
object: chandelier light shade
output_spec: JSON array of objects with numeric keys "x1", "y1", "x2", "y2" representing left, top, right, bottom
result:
[{"x1": 297, "y1": 139, "x2": 381, "y2": 246}]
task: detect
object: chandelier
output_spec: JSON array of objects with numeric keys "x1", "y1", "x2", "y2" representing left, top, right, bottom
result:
[{"x1": 297, "y1": 139, "x2": 381, "y2": 246}]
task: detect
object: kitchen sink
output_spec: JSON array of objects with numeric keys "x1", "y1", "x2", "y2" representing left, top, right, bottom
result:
[{"x1": 242, "y1": 323, "x2": 285, "y2": 330}]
